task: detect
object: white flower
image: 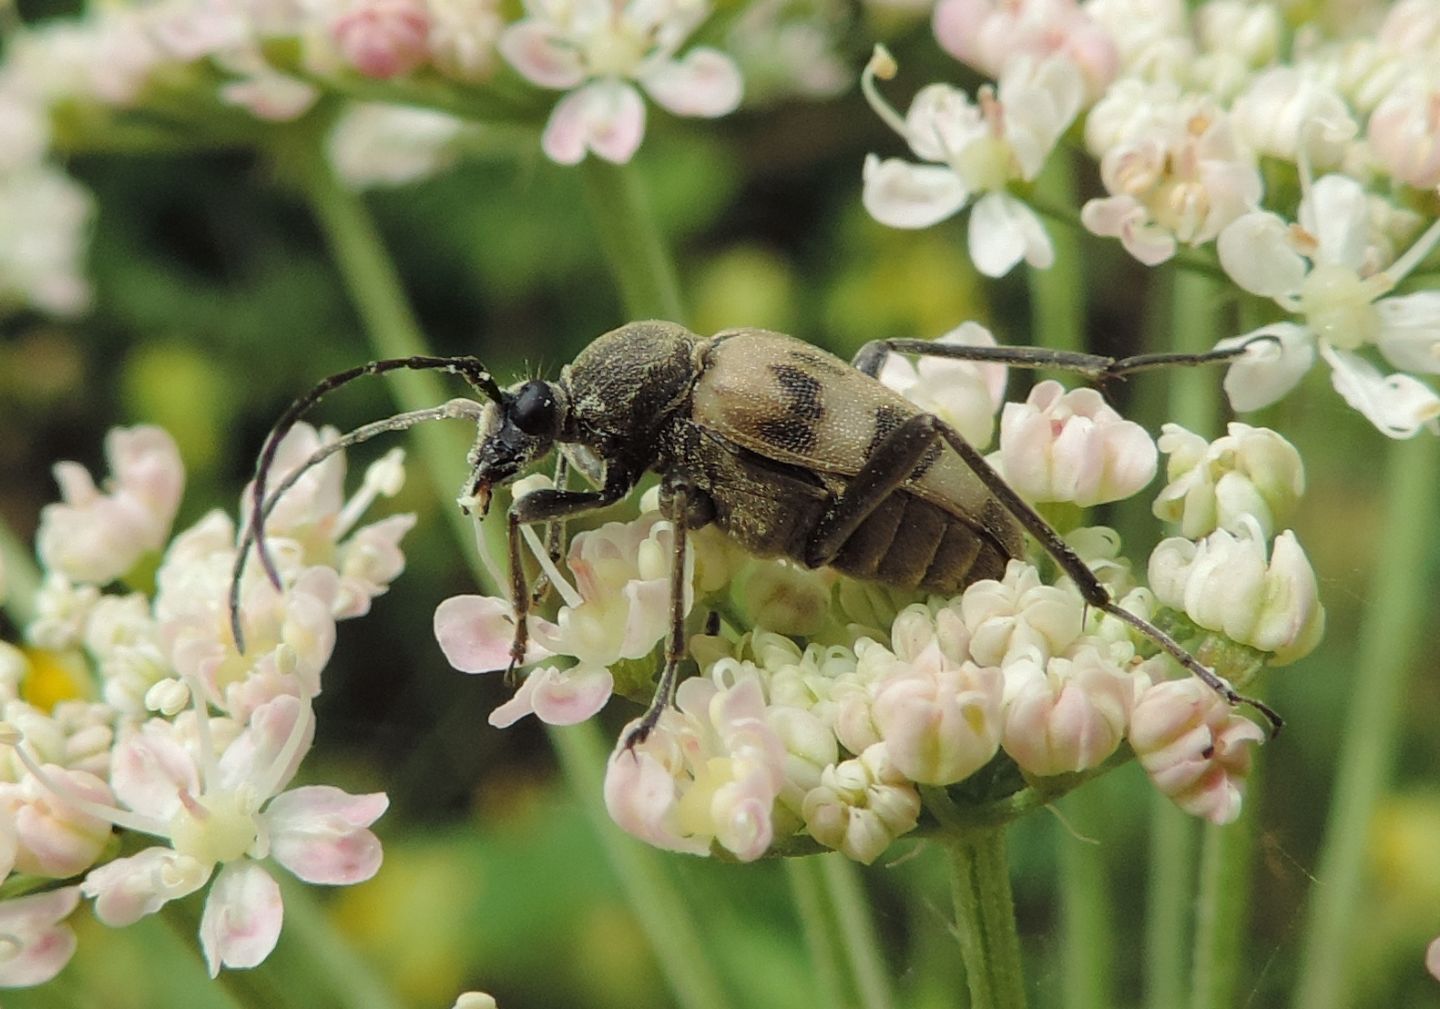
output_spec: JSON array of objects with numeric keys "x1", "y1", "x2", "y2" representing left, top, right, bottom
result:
[
  {"x1": 1152, "y1": 422, "x2": 1305, "y2": 539},
  {"x1": 1149, "y1": 519, "x2": 1325, "y2": 665},
  {"x1": 877, "y1": 322, "x2": 1008, "y2": 449},
  {"x1": 861, "y1": 49, "x2": 1082, "y2": 277},
  {"x1": 1130, "y1": 678, "x2": 1264, "y2": 825},
  {"x1": 801, "y1": 743, "x2": 921, "y2": 864},
  {"x1": 66, "y1": 696, "x2": 386, "y2": 976},
  {"x1": 0, "y1": 761, "x2": 113, "y2": 877},
  {"x1": 1215, "y1": 173, "x2": 1440, "y2": 437},
  {"x1": 871, "y1": 640, "x2": 1003, "y2": 786},
  {"x1": 960, "y1": 561, "x2": 1084, "y2": 667},
  {"x1": 1367, "y1": 79, "x2": 1440, "y2": 190},
  {"x1": 426, "y1": 0, "x2": 503, "y2": 81},
  {"x1": 1081, "y1": 83, "x2": 1260, "y2": 265},
  {"x1": 1000, "y1": 645, "x2": 1133, "y2": 776},
  {"x1": 994, "y1": 380, "x2": 1157, "y2": 507},
  {"x1": 1230, "y1": 67, "x2": 1358, "y2": 172},
  {"x1": 327, "y1": 104, "x2": 464, "y2": 190},
  {"x1": 605, "y1": 675, "x2": 785, "y2": 861},
  {"x1": 931, "y1": 0, "x2": 1118, "y2": 100},
  {"x1": 499, "y1": 0, "x2": 742, "y2": 165},
  {"x1": 436, "y1": 511, "x2": 692, "y2": 728},
  {"x1": 36, "y1": 425, "x2": 183, "y2": 586}
]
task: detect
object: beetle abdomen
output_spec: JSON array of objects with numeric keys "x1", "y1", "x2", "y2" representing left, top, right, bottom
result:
[{"x1": 828, "y1": 490, "x2": 1011, "y2": 593}]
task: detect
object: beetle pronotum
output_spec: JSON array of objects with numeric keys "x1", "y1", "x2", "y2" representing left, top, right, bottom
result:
[{"x1": 230, "y1": 322, "x2": 1283, "y2": 745}]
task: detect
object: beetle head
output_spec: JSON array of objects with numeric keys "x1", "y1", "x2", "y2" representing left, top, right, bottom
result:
[{"x1": 465, "y1": 378, "x2": 568, "y2": 515}]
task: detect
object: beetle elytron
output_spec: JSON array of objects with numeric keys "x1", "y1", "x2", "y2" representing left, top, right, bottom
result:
[{"x1": 232, "y1": 321, "x2": 1282, "y2": 744}]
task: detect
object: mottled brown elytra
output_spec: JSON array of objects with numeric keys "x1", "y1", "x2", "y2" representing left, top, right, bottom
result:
[{"x1": 231, "y1": 321, "x2": 1282, "y2": 744}]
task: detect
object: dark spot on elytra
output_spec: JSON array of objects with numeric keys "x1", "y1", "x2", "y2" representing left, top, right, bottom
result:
[
  {"x1": 758, "y1": 415, "x2": 819, "y2": 454},
  {"x1": 865, "y1": 403, "x2": 908, "y2": 459},
  {"x1": 770, "y1": 364, "x2": 825, "y2": 420},
  {"x1": 787, "y1": 348, "x2": 850, "y2": 377}
]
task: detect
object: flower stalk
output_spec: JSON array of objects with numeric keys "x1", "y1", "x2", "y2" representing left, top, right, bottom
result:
[
  {"x1": 1292, "y1": 436, "x2": 1438, "y2": 1009},
  {"x1": 948, "y1": 826, "x2": 1028, "y2": 1009},
  {"x1": 580, "y1": 159, "x2": 685, "y2": 323}
]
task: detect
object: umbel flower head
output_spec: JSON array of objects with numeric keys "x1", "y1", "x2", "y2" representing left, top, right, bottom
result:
[{"x1": 431, "y1": 328, "x2": 1323, "y2": 865}]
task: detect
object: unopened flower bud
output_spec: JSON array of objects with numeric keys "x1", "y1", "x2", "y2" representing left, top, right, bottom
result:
[
  {"x1": 1001, "y1": 646, "x2": 1133, "y2": 776},
  {"x1": 1130, "y1": 678, "x2": 1264, "y2": 824},
  {"x1": 734, "y1": 561, "x2": 831, "y2": 636},
  {"x1": 1153, "y1": 422, "x2": 1305, "y2": 539},
  {"x1": 997, "y1": 381, "x2": 1157, "y2": 507},
  {"x1": 453, "y1": 995, "x2": 499, "y2": 1009},
  {"x1": 1149, "y1": 522, "x2": 1325, "y2": 664},
  {"x1": 872, "y1": 646, "x2": 1003, "y2": 785},
  {"x1": 0, "y1": 766, "x2": 113, "y2": 877},
  {"x1": 801, "y1": 744, "x2": 921, "y2": 864},
  {"x1": 961, "y1": 561, "x2": 1083, "y2": 666},
  {"x1": 1367, "y1": 83, "x2": 1440, "y2": 190},
  {"x1": 332, "y1": 0, "x2": 431, "y2": 80},
  {"x1": 1231, "y1": 67, "x2": 1357, "y2": 170}
]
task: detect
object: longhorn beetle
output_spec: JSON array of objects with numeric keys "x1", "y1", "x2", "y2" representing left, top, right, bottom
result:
[{"x1": 230, "y1": 321, "x2": 1283, "y2": 745}]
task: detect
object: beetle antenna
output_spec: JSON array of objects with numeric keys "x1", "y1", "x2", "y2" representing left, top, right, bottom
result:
[
  {"x1": 232, "y1": 357, "x2": 498, "y2": 651},
  {"x1": 246, "y1": 356, "x2": 501, "y2": 597}
]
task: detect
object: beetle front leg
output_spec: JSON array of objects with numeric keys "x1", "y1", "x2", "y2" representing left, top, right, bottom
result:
[
  {"x1": 504, "y1": 474, "x2": 634, "y2": 679},
  {"x1": 529, "y1": 454, "x2": 572, "y2": 606}
]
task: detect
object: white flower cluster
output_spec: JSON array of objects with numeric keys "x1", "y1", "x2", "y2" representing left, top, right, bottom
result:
[
  {"x1": 863, "y1": 0, "x2": 1440, "y2": 436},
  {"x1": 433, "y1": 327, "x2": 1325, "y2": 865},
  {"x1": 0, "y1": 423, "x2": 410, "y2": 986}
]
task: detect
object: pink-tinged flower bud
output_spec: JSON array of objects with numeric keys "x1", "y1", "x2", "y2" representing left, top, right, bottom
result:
[
  {"x1": 332, "y1": 0, "x2": 431, "y2": 80},
  {"x1": 801, "y1": 744, "x2": 921, "y2": 864},
  {"x1": 1368, "y1": 84, "x2": 1440, "y2": 190},
  {"x1": 1130, "y1": 678, "x2": 1264, "y2": 824},
  {"x1": 1149, "y1": 522, "x2": 1325, "y2": 665},
  {"x1": 997, "y1": 381, "x2": 1157, "y2": 507},
  {"x1": 0, "y1": 765, "x2": 113, "y2": 877},
  {"x1": 1153, "y1": 422, "x2": 1305, "y2": 539},
  {"x1": 36, "y1": 426, "x2": 184, "y2": 585},
  {"x1": 1231, "y1": 68, "x2": 1357, "y2": 171},
  {"x1": 1001, "y1": 646, "x2": 1133, "y2": 776},
  {"x1": 872, "y1": 644, "x2": 1003, "y2": 785},
  {"x1": 879, "y1": 323, "x2": 1008, "y2": 449},
  {"x1": 0, "y1": 886, "x2": 82, "y2": 988},
  {"x1": 932, "y1": 0, "x2": 1117, "y2": 101},
  {"x1": 960, "y1": 561, "x2": 1083, "y2": 667}
]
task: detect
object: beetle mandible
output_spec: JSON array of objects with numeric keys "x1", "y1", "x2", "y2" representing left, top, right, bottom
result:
[{"x1": 231, "y1": 321, "x2": 1283, "y2": 744}]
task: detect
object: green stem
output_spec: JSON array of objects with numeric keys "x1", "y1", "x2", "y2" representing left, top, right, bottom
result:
[
  {"x1": 580, "y1": 159, "x2": 685, "y2": 323},
  {"x1": 549, "y1": 721, "x2": 733, "y2": 1009},
  {"x1": 1190, "y1": 810, "x2": 1255, "y2": 1009},
  {"x1": 1027, "y1": 151, "x2": 1085, "y2": 362},
  {"x1": 1291, "y1": 438, "x2": 1438, "y2": 1009},
  {"x1": 1144, "y1": 801, "x2": 1196, "y2": 1009},
  {"x1": 785, "y1": 858, "x2": 850, "y2": 1009},
  {"x1": 0, "y1": 515, "x2": 39, "y2": 627},
  {"x1": 820, "y1": 853, "x2": 894, "y2": 1009},
  {"x1": 1057, "y1": 794, "x2": 1112, "y2": 1009},
  {"x1": 948, "y1": 827, "x2": 1028, "y2": 1009}
]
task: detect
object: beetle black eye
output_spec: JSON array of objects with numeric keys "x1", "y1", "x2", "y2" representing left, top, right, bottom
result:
[{"x1": 511, "y1": 381, "x2": 558, "y2": 436}]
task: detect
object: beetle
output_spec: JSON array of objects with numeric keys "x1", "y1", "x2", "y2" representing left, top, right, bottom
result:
[{"x1": 231, "y1": 320, "x2": 1282, "y2": 744}]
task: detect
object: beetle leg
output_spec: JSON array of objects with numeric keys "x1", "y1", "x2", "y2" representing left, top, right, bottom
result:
[
  {"x1": 925, "y1": 416, "x2": 1285, "y2": 737},
  {"x1": 804, "y1": 413, "x2": 952, "y2": 568},
  {"x1": 504, "y1": 473, "x2": 634, "y2": 681},
  {"x1": 624, "y1": 477, "x2": 693, "y2": 749},
  {"x1": 529, "y1": 454, "x2": 572, "y2": 606},
  {"x1": 852, "y1": 333, "x2": 1276, "y2": 381}
]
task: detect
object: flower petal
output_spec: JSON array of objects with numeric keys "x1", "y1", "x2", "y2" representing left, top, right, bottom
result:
[
  {"x1": 529, "y1": 665, "x2": 614, "y2": 725},
  {"x1": 81, "y1": 848, "x2": 209, "y2": 926},
  {"x1": 434, "y1": 594, "x2": 553, "y2": 672},
  {"x1": 1216, "y1": 323, "x2": 1315, "y2": 411},
  {"x1": 1321, "y1": 344, "x2": 1440, "y2": 438},
  {"x1": 497, "y1": 21, "x2": 584, "y2": 89},
  {"x1": 199, "y1": 862, "x2": 284, "y2": 976},
  {"x1": 1217, "y1": 211, "x2": 1306, "y2": 299},
  {"x1": 861, "y1": 154, "x2": 968, "y2": 229},
  {"x1": 541, "y1": 81, "x2": 647, "y2": 166},
  {"x1": 969, "y1": 192, "x2": 1053, "y2": 277},
  {"x1": 1300, "y1": 174, "x2": 1371, "y2": 270},
  {"x1": 266, "y1": 785, "x2": 388, "y2": 884},
  {"x1": 0, "y1": 887, "x2": 80, "y2": 988},
  {"x1": 1376, "y1": 291, "x2": 1440, "y2": 374},
  {"x1": 640, "y1": 48, "x2": 742, "y2": 117}
]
